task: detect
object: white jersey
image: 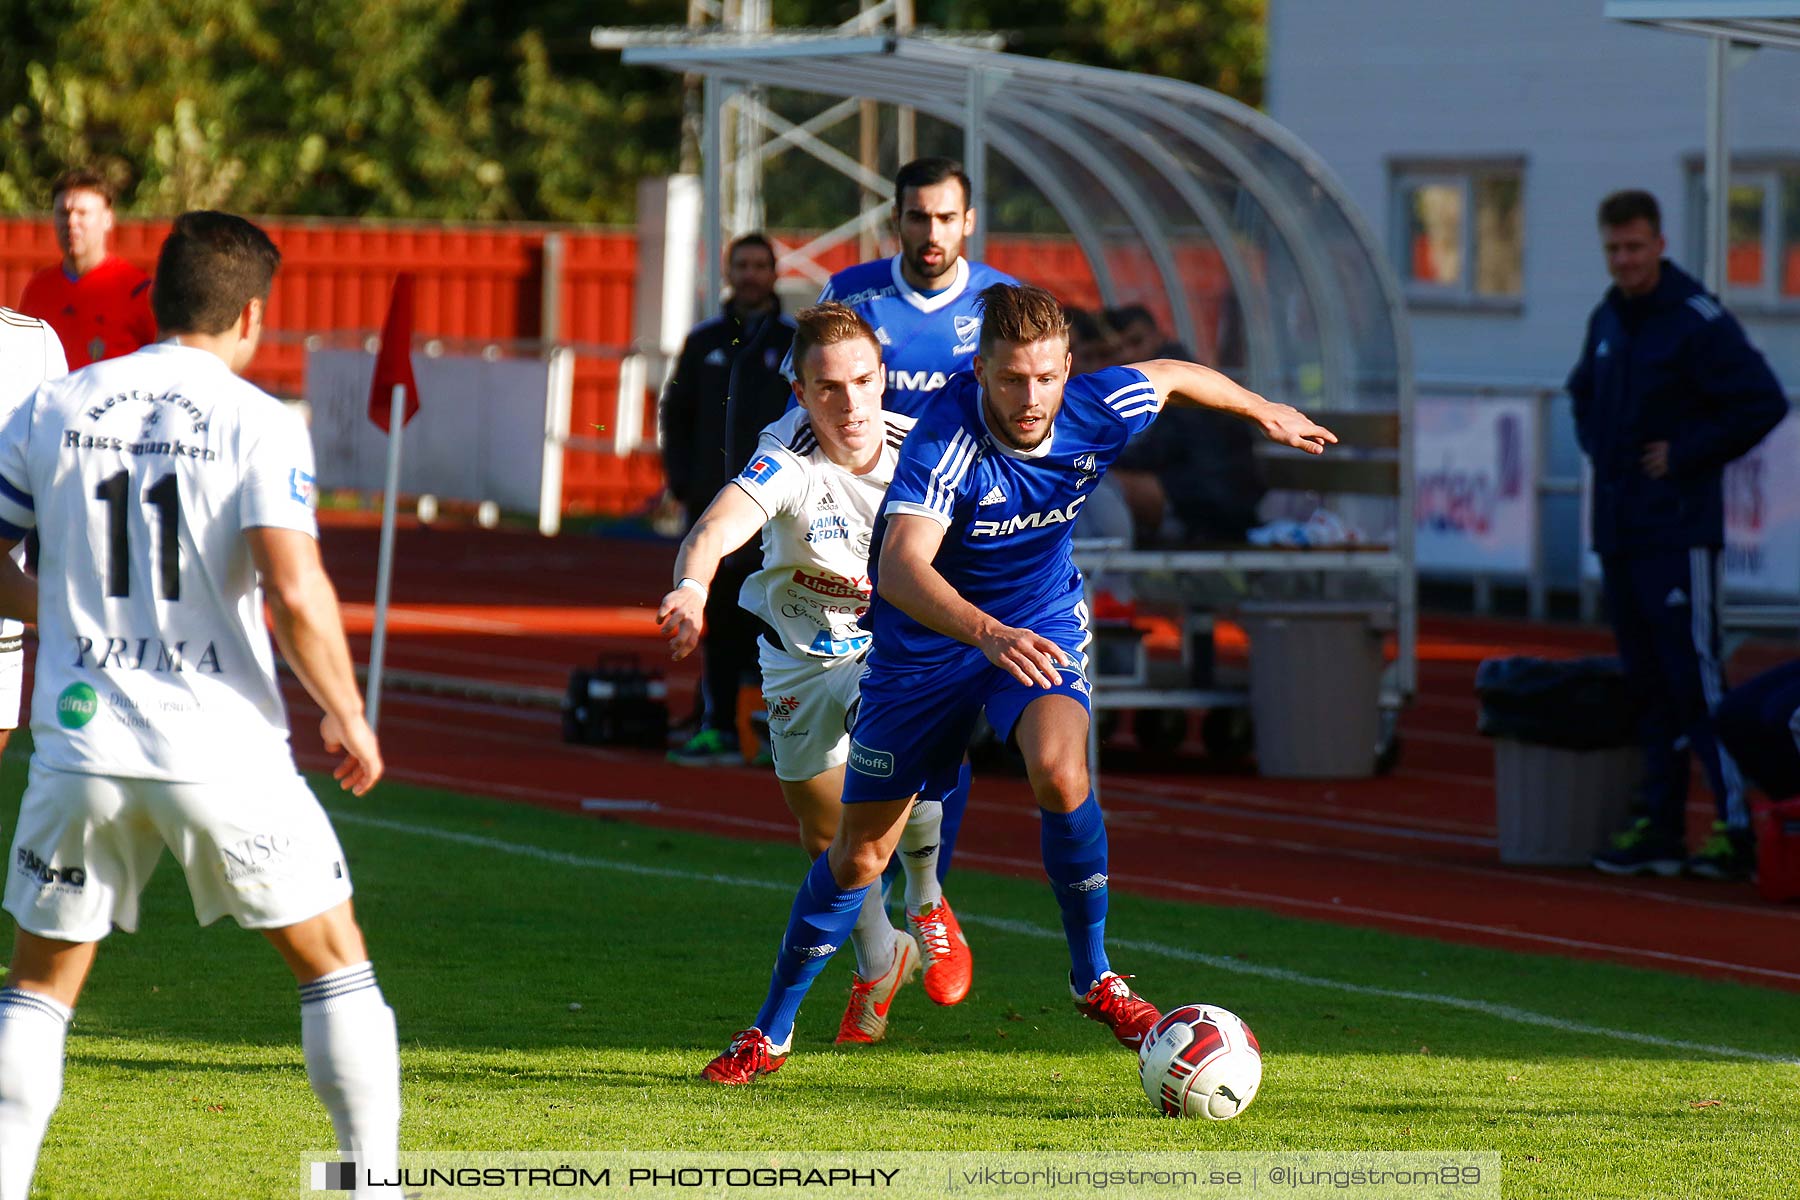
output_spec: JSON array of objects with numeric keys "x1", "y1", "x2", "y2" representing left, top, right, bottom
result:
[
  {"x1": 0, "y1": 307, "x2": 68, "y2": 656},
  {"x1": 731, "y1": 407, "x2": 915, "y2": 659},
  {"x1": 0, "y1": 308, "x2": 68, "y2": 414},
  {"x1": 0, "y1": 341, "x2": 320, "y2": 782}
]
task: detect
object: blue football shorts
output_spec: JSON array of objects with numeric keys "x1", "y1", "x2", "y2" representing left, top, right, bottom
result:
[{"x1": 842, "y1": 612, "x2": 1091, "y2": 805}]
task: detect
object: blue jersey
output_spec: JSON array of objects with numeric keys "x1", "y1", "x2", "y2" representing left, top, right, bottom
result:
[
  {"x1": 867, "y1": 366, "x2": 1160, "y2": 667},
  {"x1": 788, "y1": 255, "x2": 1019, "y2": 419}
]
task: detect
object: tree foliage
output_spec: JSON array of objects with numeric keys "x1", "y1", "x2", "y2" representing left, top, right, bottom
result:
[{"x1": 0, "y1": 0, "x2": 1261, "y2": 223}]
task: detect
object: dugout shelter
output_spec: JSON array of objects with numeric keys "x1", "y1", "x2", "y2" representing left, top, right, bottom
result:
[{"x1": 618, "y1": 33, "x2": 1418, "y2": 764}]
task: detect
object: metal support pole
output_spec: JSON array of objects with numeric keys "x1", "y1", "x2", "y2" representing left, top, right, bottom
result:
[
  {"x1": 896, "y1": 0, "x2": 916, "y2": 172},
  {"x1": 540, "y1": 232, "x2": 565, "y2": 352},
  {"x1": 702, "y1": 74, "x2": 724, "y2": 311},
  {"x1": 964, "y1": 68, "x2": 987, "y2": 263},
  {"x1": 1704, "y1": 36, "x2": 1729, "y2": 296},
  {"x1": 1527, "y1": 389, "x2": 1550, "y2": 621},
  {"x1": 733, "y1": 87, "x2": 763, "y2": 235},
  {"x1": 859, "y1": 98, "x2": 880, "y2": 259}
]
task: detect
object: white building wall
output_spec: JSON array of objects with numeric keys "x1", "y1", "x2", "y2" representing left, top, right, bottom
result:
[{"x1": 1269, "y1": 0, "x2": 1800, "y2": 585}]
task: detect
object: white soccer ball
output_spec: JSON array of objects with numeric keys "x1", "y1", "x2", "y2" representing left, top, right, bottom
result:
[{"x1": 1137, "y1": 1003, "x2": 1263, "y2": 1120}]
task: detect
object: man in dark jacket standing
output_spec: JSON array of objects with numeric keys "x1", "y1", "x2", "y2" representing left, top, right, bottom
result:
[
  {"x1": 1569, "y1": 190, "x2": 1787, "y2": 880},
  {"x1": 659, "y1": 233, "x2": 796, "y2": 765}
]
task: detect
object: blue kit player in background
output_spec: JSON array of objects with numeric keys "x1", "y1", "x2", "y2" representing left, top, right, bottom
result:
[
  {"x1": 800, "y1": 156, "x2": 1018, "y2": 419},
  {"x1": 702, "y1": 284, "x2": 1336, "y2": 1083}
]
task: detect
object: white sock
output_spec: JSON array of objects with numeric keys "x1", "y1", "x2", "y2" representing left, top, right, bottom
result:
[
  {"x1": 849, "y1": 884, "x2": 899, "y2": 979},
  {"x1": 900, "y1": 800, "x2": 945, "y2": 912},
  {"x1": 0, "y1": 987, "x2": 71, "y2": 1200},
  {"x1": 299, "y1": 963, "x2": 402, "y2": 1200}
]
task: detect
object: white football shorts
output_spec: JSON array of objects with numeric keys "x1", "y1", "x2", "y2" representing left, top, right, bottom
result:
[
  {"x1": 757, "y1": 640, "x2": 868, "y2": 783},
  {"x1": 0, "y1": 618, "x2": 23, "y2": 730},
  {"x1": 4, "y1": 763, "x2": 354, "y2": 943}
]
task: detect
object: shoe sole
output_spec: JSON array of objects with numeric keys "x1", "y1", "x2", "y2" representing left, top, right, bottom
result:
[
  {"x1": 1591, "y1": 858, "x2": 1683, "y2": 878},
  {"x1": 699, "y1": 1068, "x2": 779, "y2": 1084},
  {"x1": 700, "y1": 1060, "x2": 784, "y2": 1084},
  {"x1": 1075, "y1": 1005, "x2": 1158, "y2": 1051}
]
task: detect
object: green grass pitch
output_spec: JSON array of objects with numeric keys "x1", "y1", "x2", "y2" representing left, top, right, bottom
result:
[{"x1": 6, "y1": 761, "x2": 1797, "y2": 1199}]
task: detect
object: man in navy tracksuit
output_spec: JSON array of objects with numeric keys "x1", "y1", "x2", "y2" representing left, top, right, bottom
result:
[{"x1": 1568, "y1": 190, "x2": 1787, "y2": 880}]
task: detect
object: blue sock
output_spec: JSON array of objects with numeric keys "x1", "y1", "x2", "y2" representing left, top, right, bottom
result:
[
  {"x1": 934, "y1": 760, "x2": 973, "y2": 883},
  {"x1": 753, "y1": 854, "x2": 870, "y2": 1046},
  {"x1": 1040, "y1": 793, "x2": 1110, "y2": 989}
]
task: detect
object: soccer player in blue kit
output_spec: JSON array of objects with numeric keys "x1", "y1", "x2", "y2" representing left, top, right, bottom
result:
[
  {"x1": 780, "y1": 156, "x2": 1015, "y2": 1002},
  {"x1": 808, "y1": 156, "x2": 1018, "y2": 419},
  {"x1": 703, "y1": 284, "x2": 1336, "y2": 1083}
]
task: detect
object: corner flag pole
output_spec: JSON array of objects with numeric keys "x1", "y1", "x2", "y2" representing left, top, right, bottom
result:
[
  {"x1": 365, "y1": 382, "x2": 407, "y2": 734},
  {"x1": 363, "y1": 271, "x2": 420, "y2": 736}
]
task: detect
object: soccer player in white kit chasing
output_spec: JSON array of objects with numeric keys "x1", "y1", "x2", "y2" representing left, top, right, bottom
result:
[
  {"x1": 0, "y1": 212, "x2": 401, "y2": 1199},
  {"x1": 662, "y1": 304, "x2": 973, "y2": 1048}
]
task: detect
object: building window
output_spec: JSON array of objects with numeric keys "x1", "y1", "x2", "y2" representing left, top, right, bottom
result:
[
  {"x1": 1688, "y1": 163, "x2": 1800, "y2": 307},
  {"x1": 1390, "y1": 160, "x2": 1525, "y2": 306}
]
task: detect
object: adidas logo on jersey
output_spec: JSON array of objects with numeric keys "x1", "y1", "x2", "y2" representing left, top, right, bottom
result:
[
  {"x1": 979, "y1": 485, "x2": 1007, "y2": 506},
  {"x1": 704, "y1": 348, "x2": 729, "y2": 365},
  {"x1": 971, "y1": 494, "x2": 1088, "y2": 538},
  {"x1": 875, "y1": 327, "x2": 893, "y2": 346}
]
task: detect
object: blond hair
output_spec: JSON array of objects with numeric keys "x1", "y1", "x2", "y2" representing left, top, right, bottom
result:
[
  {"x1": 977, "y1": 283, "x2": 1070, "y2": 355},
  {"x1": 791, "y1": 302, "x2": 881, "y2": 382}
]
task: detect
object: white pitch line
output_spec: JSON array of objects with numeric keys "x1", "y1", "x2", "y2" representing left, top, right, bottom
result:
[
  {"x1": 1094, "y1": 812, "x2": 1800, "y2": 924},
  {"x1": 946, "y1": 846, "x2": 1800, "y2": 984},
  {"x1": 327, "y1": 811, "x2": 1798, "y2": 1065}
]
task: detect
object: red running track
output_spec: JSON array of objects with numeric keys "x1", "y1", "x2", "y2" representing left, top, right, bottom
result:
[{"x1": 294, "y1": 517, "x2": 1800, "y2": 992}]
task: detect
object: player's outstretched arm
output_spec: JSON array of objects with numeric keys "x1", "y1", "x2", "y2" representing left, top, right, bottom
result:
[
  {"x1": 657, "y1": 482, "x2": 767, "y2": 661},
  {"x1": 247, "y1": 526, "x2": 382, "y2": 796},
  {"x1": 879, "y1": 514, "x2": 1070, "y2": 689},
  {"x1": 1133, "y1": 359, "x2": 1337, "y2": 454}
]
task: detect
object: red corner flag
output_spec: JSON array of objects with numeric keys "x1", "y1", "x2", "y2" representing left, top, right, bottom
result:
[{"x1": 368, "y1": 273, "x2": 421, "y2": 432}]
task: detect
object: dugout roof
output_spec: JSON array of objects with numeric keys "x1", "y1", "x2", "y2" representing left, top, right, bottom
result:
[
  {"x1": 619, "y1": 34, "x2": 1413, "y2": 419},
  {"x1": 1606, "y1": 1, "x2": 1800, "y2": 50}
]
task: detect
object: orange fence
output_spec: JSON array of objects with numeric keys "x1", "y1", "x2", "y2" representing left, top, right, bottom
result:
[
  {"x1": 2, "y1": 217, "x2": 648, "y2": 514},
  {"x1": 1, "y1": 216, "x2": 1224, "y2": 515}
]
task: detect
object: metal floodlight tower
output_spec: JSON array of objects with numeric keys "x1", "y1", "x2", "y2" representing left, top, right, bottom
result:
[{"x1": 595, "y1": 3, "x2": 1006, "y2": 304}]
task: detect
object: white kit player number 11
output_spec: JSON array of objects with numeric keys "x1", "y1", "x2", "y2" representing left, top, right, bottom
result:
[{"x1": 94, "y1": 470, "x2": 182, "y2": 599}]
